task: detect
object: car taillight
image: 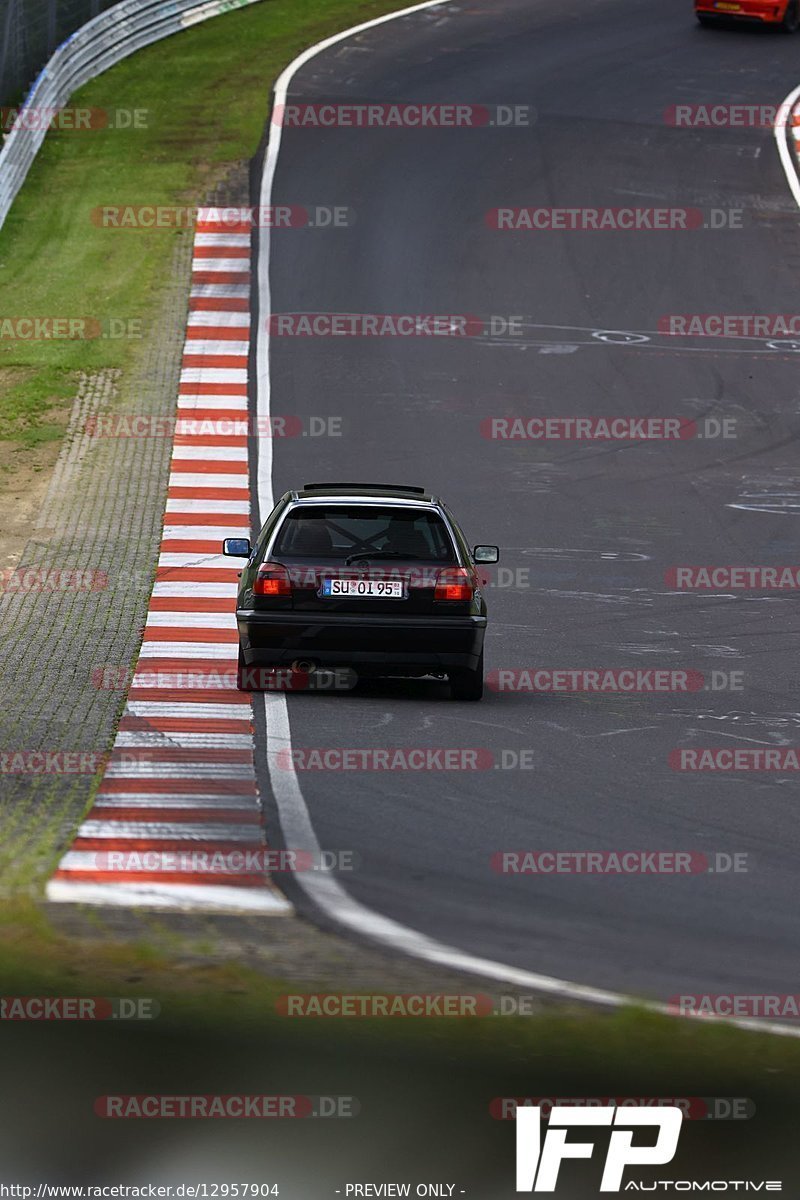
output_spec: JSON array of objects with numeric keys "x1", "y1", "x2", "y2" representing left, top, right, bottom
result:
[
  {"x1": 254, "y1": 563, "x2": 292, "y2": 596},
  {"x1": 434, "y1": 567, "x2": 474, "y2": 602}
]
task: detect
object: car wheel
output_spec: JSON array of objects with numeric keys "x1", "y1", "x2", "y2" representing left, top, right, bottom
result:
[
  {"x1": 696, "y1": 13, "x2": 715, "y2": 25},
  {"x1": 782, "y1": 0, "x2": 799, "y2": 30},
  {"x1": 450, "y1": 650, "x2": 484, "y2": 701},
  {"x1": 236, "y1": 645, "x2": 255, "y2": 691}
]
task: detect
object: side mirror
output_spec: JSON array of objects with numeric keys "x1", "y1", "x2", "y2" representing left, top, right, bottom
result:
[
  {"x1": 223, "y1": 537, "x2": 252, "y2": 558},
  {"x1": 473, "y1": 545, "x2": 499, "y2": 564}
]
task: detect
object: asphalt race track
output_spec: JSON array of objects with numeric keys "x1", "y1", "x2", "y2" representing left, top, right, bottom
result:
[{"x1": 253, "y1": 0, "x2": 800, "y2": 1004}]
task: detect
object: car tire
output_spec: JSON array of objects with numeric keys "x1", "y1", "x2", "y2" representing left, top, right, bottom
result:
[
  {"x1": 696, "y1": 13, "x2": 715, "y2": 25},
  {"x1": 236, "y1": 645, "x2": 254, "y2": 691},
  {"x1": 450, "y1": 650, "x2": 484, "y2": 701},
  {"x1": 782, "y1": 0, "x2": 799, "y2": 30}
]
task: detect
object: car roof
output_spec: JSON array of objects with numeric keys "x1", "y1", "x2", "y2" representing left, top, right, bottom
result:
[{"x1": 285, "y1": 483, "x2": 442, "y2": 505}]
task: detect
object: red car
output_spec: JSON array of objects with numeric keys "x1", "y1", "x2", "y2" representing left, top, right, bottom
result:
[{"x1": 695, "y1": 0, "x2": 799, "y2": 29}]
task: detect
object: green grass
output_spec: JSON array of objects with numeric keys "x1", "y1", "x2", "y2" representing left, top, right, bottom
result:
[
  {"x1": 0, "y1": 0, "x2": 414, "y2": 447},
  {"x1": 0, "y1": 365, "x2": 76, "y2": 448},
  {"x1": 2, "y1": 895, "x2": 800, "y2": 1100}
]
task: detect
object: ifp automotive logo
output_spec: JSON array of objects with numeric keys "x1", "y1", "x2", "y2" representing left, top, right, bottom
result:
[
  {"x1": 515, "y1": 1105, "x2": 782, "y2": 1192},
  {"x1": 516, "y1": 1105, "x2": 682, "y2": 1191}
]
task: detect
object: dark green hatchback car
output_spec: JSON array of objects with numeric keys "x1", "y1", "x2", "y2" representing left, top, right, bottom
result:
[{"x1": 222, "y1": 483, "x2": 499, "y2": 700}]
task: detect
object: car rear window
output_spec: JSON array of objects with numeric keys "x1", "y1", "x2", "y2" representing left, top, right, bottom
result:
[{"x1": 271, "y1": 505, "x2": 457, "y2": 561}]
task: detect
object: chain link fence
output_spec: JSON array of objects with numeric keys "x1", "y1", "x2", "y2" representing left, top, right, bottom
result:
[{"x1": 0, "y1": 0, "x2": 120, "y2": 106}]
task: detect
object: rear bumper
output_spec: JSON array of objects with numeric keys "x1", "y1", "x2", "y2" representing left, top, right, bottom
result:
[{"x1": 236, "y1": 610, "x2": 487, "y2": 673}]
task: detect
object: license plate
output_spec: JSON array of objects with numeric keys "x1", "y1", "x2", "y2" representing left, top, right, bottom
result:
[
  {"x1": 714, "y1": 4, "x2": 741, "y2": 10},
  {"x1": 321, "y1": 578, "x2": 404, "y2": 599}
]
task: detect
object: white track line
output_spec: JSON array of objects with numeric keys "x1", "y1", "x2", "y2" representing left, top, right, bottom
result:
[
  {"x1": 254, "y1": 0, "x2": 800, "y2": 1036},
  {"x1": 774, "y1": 83, "x2": 800, "y2": 206}
]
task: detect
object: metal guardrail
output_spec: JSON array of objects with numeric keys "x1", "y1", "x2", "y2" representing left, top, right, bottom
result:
[{"x1": 0, "y1": 0, "x2": 263, "y2": 230}]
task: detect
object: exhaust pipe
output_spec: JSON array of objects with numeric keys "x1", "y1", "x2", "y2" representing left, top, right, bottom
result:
[{"x1": 291, "y1": 659, "x2": 317, "y2": 674}]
